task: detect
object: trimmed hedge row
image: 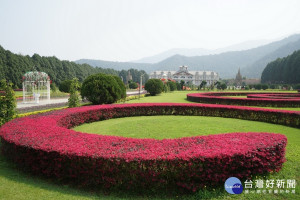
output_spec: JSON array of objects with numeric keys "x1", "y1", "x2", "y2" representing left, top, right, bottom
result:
[
  {"x1": 0, "y1": 103, "x2": 294, "y2": 192},
  {"x1": 187, "y1": 92, "x2": 300, "y2": 107},
  {"x1": 247, "y1": 93, "x2": 300, "y2": 99}
]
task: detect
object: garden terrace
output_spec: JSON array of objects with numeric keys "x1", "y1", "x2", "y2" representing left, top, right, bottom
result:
[
  {"x1": 0, "y1": 103, "x2": 293, "y2": 192},
  {"x1": 187, "y1": 92, "x2": 300, "y2": 107}
]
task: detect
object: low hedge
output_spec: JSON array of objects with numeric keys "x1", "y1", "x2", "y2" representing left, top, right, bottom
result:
[
  {"x1": 247, "y1": 93, "x2": 300, "y2": 99},
  {"x1": 187, "y1": 92, "x2": 300, "y2": 107},
  {"x1": 0, "y1": 103, "x2": 293, "y2": 192}
]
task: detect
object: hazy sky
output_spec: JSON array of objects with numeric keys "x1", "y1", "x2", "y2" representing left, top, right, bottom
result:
[{"x1": 0, "y1": 0, "x2": 299, "y2": 62}]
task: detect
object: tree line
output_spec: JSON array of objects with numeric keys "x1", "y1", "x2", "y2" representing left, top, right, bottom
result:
[
  {"x1": 261, "y1": 50, "x2": 300, "y2": 84},
  {"x1": 0, "y1": 45, "x2": 147, "y2": 88}
]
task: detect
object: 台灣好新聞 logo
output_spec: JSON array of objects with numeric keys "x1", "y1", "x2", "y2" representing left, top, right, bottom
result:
[{"x1": 225, "y1": 177, "x2": 243, "y2": 194}]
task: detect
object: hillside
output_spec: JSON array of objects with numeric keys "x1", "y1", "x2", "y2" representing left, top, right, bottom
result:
[
  {"x1": 75, "y1": 59, "x2": 153, "y2": 71},
  {"x1": 242, "y1": 38, "x2": 300, "y2": 78},
  {"x1": 261, "y1": 50, "x2": 300, "y2": 84},
  {"x1": 0, "y1": 45, "x2": 119, "y2": 88}
]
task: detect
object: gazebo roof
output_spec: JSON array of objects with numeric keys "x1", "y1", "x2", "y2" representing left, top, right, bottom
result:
[{"x1": 22, "y1": 71, "x2": 50, "y2": 82}]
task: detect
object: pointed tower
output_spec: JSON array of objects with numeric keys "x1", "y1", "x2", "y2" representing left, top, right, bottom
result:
[{"x1": 235, "y1": 68, "x2": 242, "y2": 86}]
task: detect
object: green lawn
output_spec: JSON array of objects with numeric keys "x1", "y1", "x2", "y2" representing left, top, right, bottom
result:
[
  {"x1": 0, "y1": 90, "x2": 300, "y2": 199},
  {"x1": 125, "y1": 91, "x2": 199, "y2": 103},
  {"x1": 73, "y1": 115, "x2": 296, "y2": 139},
  {"x1": 222, "y1": 95, "x2": 248, "y2": 98}
]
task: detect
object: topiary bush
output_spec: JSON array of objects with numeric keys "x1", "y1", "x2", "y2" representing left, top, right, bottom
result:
[
  {"x1": 81, "y1": 73, "x2": 124, "y2": 105},
  {"x1": 128, "y1": 81, "x2": 138, "y2": 89},
  {"x1": 111, "y1": 75, "x2": 126, "y2": 99},
  {"x1": 144, "y1": 79, "x2": 163, "y2": 96}
]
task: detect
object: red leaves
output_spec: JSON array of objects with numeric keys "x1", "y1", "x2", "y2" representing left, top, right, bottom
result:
[
  {"x1": 0, "y1": 103, "x2": 290, "y2": 192},
  {"x1": 187, "y1": 92, "x2": 300, "y2": 107}
]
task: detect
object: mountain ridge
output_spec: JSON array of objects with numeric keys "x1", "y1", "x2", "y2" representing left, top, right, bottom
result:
[
  {"x1": 74, "y1": 34, "x2": 300, "y2": 79},
  {"x1": 132, "y1": 39, "x2": 272, "y2": 64}
]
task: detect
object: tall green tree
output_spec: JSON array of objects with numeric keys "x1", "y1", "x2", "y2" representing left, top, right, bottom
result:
[{"x1": 199, "y1": 81, "x2": 207, "y2": 90}]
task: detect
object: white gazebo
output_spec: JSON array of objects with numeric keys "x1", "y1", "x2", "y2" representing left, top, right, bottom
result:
[{"x1": 22, "y1": 71, "x2": 51, "y2": 103}]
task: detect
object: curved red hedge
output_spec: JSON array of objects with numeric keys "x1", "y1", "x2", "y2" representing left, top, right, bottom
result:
[
  {"x1": 0, "y1": 103, "x2": 292, "y2": 192},
  {"x1": 187, "y1": 92, "x2": 300, "y2": 107},
  {"x1": 247, "y1": 93, "x2": 300, "y2": 99}
]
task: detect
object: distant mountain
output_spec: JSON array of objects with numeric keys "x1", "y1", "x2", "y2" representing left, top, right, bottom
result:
[
  {"x1": 133, "y1": 39, "x2": 272, "y2": 64},
  {"x1": 75, "y1": 34, "x2": 300, "y2": 79},
  {"x1": 75, "y1": 59, "x2": 152, "y2": 71},
  {"x1": 152, "y1": 34, "x2": 300, "y2": 78},
  {"x1": 132, "y1": 48, "x2": 211, "y2": 64}
]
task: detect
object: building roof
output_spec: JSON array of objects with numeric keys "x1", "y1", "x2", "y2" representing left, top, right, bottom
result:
[{"x1": 150, "y1": 70, "x2": 218, "y2": 75}]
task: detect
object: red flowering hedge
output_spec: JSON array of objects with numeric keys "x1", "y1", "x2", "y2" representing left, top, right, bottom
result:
[
  {"x1": 187, "y1": 92, "x2": 300, "y2": 107},
  {"x1": 0, "y1": 103, "x2": 293, "y2": 192}
]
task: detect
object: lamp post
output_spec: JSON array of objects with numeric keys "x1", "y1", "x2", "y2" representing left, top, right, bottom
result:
[{"x1": 139, "y1": 73, "x2": 145, "y2": 99}]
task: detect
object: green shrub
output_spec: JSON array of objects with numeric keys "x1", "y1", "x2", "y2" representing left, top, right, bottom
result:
[
  {"x1": 50, "y1": 83, "x2": 58, "y2": 92},
  {"x1": 81, "y1": 73, "x2": 123, "y2": 104},
  {"x1": 68, "y1": 78, "x2": 81, "y2": 108},
  {"x1": 254, "y1": 84, "x2": 262, "y2": 90},
  {"x1": 176, "y1": 82, "x2": 181, "y2": 90},
  {"x1": 294, "y1": 84, "x2": 300, "y2": 90},
  {"x1": 129, "y1": 81, "x2": 138, "y2": 89},
  {"x1": 144, "y1": 79, "x2": 163, "y2": 96},
  {"x1": 0, "y1": 79, "x2": 16, "y2": 126},
  {"x1": 59, "y1": 80, "x2": 73, "y2": 93},
  {"x1": 167, "y1": 81, "x2": 177, "y2": 91},
  {"x1": 217, "y1": 83, "x2": 227, "y2": 90},
  {"x1": 261, "y1": 84, "x2": 268, "y2": 90},
  {"x1": 163, "y1": 83, "x2": 170, "y2": 93}
]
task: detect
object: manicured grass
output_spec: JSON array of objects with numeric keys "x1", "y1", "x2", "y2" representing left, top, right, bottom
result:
[
  {"x1": 0, "y1": 90, "x2": 299, "y2": 199},
  {"x1": 126, "y1": 91, "x2": 199, "y2": 103},
  {"x1": 222, "y1": 95, "x2": 248, "y2": 98},
  {"x1": 73, "y1": 115, "x2": 292, "y2": 139}
]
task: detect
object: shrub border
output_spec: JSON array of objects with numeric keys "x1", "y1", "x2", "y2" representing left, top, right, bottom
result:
[
  {"x1": 187, "y1": 92, "x2": 300, "y2": 107},
  {"x1": 0, "y1": 103, "x2": 295, "y2": 192}
]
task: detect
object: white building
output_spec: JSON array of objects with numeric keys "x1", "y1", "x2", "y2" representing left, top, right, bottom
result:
[{"x1": 149, "y1": 66, "x2": 219, "y2": 85}]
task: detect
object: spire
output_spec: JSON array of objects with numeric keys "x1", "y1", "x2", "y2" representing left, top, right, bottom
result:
[{"x1": 235, "y1": 67, "x2": 242, "y2": 86}]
